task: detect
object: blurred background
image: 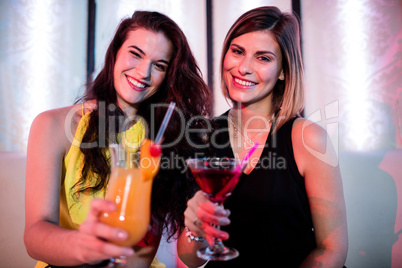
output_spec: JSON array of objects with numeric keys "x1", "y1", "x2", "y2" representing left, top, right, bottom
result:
[{"x1": 0, "y1": 0, "x2": 401, "y2": 267}]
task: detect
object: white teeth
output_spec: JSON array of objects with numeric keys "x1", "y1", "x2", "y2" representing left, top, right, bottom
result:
[
  {"x1": 235, "y1": 78, "x2": 256, "y2": 86},
  {"x1": 127, "y1": 77, "x2": 146, "y2": 88}
]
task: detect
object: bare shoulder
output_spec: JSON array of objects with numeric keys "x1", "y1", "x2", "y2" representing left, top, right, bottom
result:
[
  {"x1": 31, "y1": 104, "x2": 83, "y2": 132},
  {"x1": 33, "y1": 100, "x2": 96, "y2": 121},
  {"x1": 291, "y1": 118, "x2": 329, "y2": 152},
  {"x1": 29, "y1": 103, "x2": 86, "y2": 155},
  {"x1": 291, "y1": 118, "x2": 338, "y2": 176}
]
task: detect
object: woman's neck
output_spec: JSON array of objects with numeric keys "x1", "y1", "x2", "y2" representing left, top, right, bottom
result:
[
  {"x1": 229, "y1": 105, "x2": 273, "y2": 130},
  {"x1": 116, "y1": 99, "x2": 138, "y2": 118},
  {"x1": 121, "y1": 106, "x2": 137, "y2": 118}
]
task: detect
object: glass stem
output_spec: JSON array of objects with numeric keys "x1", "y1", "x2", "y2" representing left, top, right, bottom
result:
[
  {"x1": 211, "y1": 225, "x2": 226, "y2": 253},
  {"x1": 210, "y1": 203, "x2": 227, "y2": 253}
]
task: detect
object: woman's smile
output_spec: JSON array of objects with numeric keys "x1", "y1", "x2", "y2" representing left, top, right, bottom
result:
[
  {"x1": 126, "y1": 74, "x2": 150, "y2": 92},
  {"x1": 232, "y1": 75, "x2": 258, "y2": 88}
]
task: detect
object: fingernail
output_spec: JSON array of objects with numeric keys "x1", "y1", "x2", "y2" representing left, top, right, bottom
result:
[
  {"x1": 217, "y1": 208, "x2": 228, "y2": 216},
  {"x1": 117, "y1": 231, "x2": 128, "y2": 240},
  {"x1": 124, "y1": 248, "x2": 134, "y2": 256},
  {"x1": 221, "y1": 218, "x2": 231, "y2": 225}
]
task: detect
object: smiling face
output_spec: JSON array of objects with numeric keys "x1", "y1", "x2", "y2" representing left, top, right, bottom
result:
[
  {"x1": 223, "y1": 30, "x2": 284, "y2": 114},
  {"x1": 113, "y1": 28, "x2": 173, "y2": 116}
]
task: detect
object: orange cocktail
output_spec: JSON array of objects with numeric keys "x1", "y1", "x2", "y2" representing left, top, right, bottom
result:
[
  {"x1": 101, "y1": 167, "x2": 152, "y2": 246},
  {"x1": 100, "y1": 139, "x2": 160, "y2": 247}
]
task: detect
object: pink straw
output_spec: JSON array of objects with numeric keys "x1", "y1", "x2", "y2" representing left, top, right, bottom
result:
[{"x1": 235, "y1": 142, "x2": 259, "y2": 173}]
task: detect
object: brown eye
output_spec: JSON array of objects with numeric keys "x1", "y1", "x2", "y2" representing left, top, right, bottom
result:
[
  {"x1": 130, "y1": 51, "x2": 141, "y2": 58},
  {"x1": 231, "y1": 48, "x2": 242, "y2": 55},
  {"x1": 153, "y1": 63, "x2": 167, "y2": 72},
  {"x1": 258, "y1": 56, "x2": 271, "y2": 62}
]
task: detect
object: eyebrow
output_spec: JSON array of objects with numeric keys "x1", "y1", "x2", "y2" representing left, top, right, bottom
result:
[
  {"x1": 129, "y1": 45, "x2": 170, "y2": 65},
  {"x1": 231, "y1": 44, "x2": 277, "y2": 58}
]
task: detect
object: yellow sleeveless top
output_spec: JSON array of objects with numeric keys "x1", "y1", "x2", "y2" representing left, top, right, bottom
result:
[{"x1": 35, "y1": 105, "x2": 165, "y2": 268}]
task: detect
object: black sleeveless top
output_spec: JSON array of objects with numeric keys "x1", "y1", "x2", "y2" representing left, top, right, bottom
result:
[{"x1": 205, "y1": 111, "x2": 316, "y2": 268}]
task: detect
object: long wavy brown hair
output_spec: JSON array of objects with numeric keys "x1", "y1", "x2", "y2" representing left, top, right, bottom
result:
[{"x1": 73, "y1": 10, "x2": 211, "y2": 240}]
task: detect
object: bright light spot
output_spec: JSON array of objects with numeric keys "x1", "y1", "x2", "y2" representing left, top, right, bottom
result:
[
  {"x1": 28, "y1": 1, "x2": 52, "y2": 113},
  {"x1": 342, "y1": 0, "x2": 370, "y2": 150}
]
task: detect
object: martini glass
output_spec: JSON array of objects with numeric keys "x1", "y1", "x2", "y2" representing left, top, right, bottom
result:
[{"x1": 186, "y1": 157, "x2": 243, "y2": 261}]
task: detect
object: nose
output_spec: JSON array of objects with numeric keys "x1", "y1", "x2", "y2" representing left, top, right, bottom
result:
[
  {"x1": 238, "y1": 57, "x2": 252, "y2": 76},
  {"x1": 135, "y1": 60, "x2": 152, "y2": 79}
]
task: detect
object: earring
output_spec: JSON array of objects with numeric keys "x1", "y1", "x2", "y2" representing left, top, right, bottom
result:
[{"x1": 279, "y1": 73, "x2": 284, "y2": 80}]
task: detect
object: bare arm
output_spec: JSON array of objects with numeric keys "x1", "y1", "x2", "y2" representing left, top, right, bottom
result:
[
  {"x1": 125, "y1": 237, "x2": 161, "y2": 267},
  {"x1": 177, "y1": 191, "x2": 229, "y2": 268},
  {"x1": 292, "y1": 118, "x2": 348, "y2": 268},
  {"x1": 24, "y1": 108, "x2": 135, "y2": 265}
]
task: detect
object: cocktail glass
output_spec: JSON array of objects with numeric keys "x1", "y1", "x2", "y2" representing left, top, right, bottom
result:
[
  {"x1": 100, "y1": 139, "x2": 160, "y2": 266},
  {"x1": 186, "y1": 157, "x2": 243, "y2": 261}
]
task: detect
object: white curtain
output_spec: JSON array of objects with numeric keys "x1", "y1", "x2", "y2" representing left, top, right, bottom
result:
[
  {"x1": 0, "y1": 0, "x2": 87, "y2": 152},
  {"x1": 0, "y1": 0, "x2": 208, "y2": 153},
  {"x1": 303, "y1": 0, "x2": 402, "y2": 151}
]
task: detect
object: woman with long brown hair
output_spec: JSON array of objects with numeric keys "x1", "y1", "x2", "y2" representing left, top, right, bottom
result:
[{"x1": 25, "y1": 10, "x2": 211, "y2": 267}]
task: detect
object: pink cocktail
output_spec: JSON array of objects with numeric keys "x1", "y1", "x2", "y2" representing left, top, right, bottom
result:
[{"x1": 186, "y1": 158, "x2": 242, "y2": 261}]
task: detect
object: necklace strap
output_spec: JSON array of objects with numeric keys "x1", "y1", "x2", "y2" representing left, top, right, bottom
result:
[
  {"x1": 228, "y1": 115, "x2": 254, "y2": 149},
  {"x1": 228, "y1": 114, "x2": 270, "y2": 150}
]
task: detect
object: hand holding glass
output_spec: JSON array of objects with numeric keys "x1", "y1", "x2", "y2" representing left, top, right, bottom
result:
[
  {"x1": 100, "y1": 139, "x2": 160, "y2": 266},
  {"x1": 186, "y1": 158, "x2": 243, "y2": 261}
]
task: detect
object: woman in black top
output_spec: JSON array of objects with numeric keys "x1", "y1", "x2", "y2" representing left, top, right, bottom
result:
[{"x1": 177, "y1": 6, "x2": 348, "y2": 267}]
